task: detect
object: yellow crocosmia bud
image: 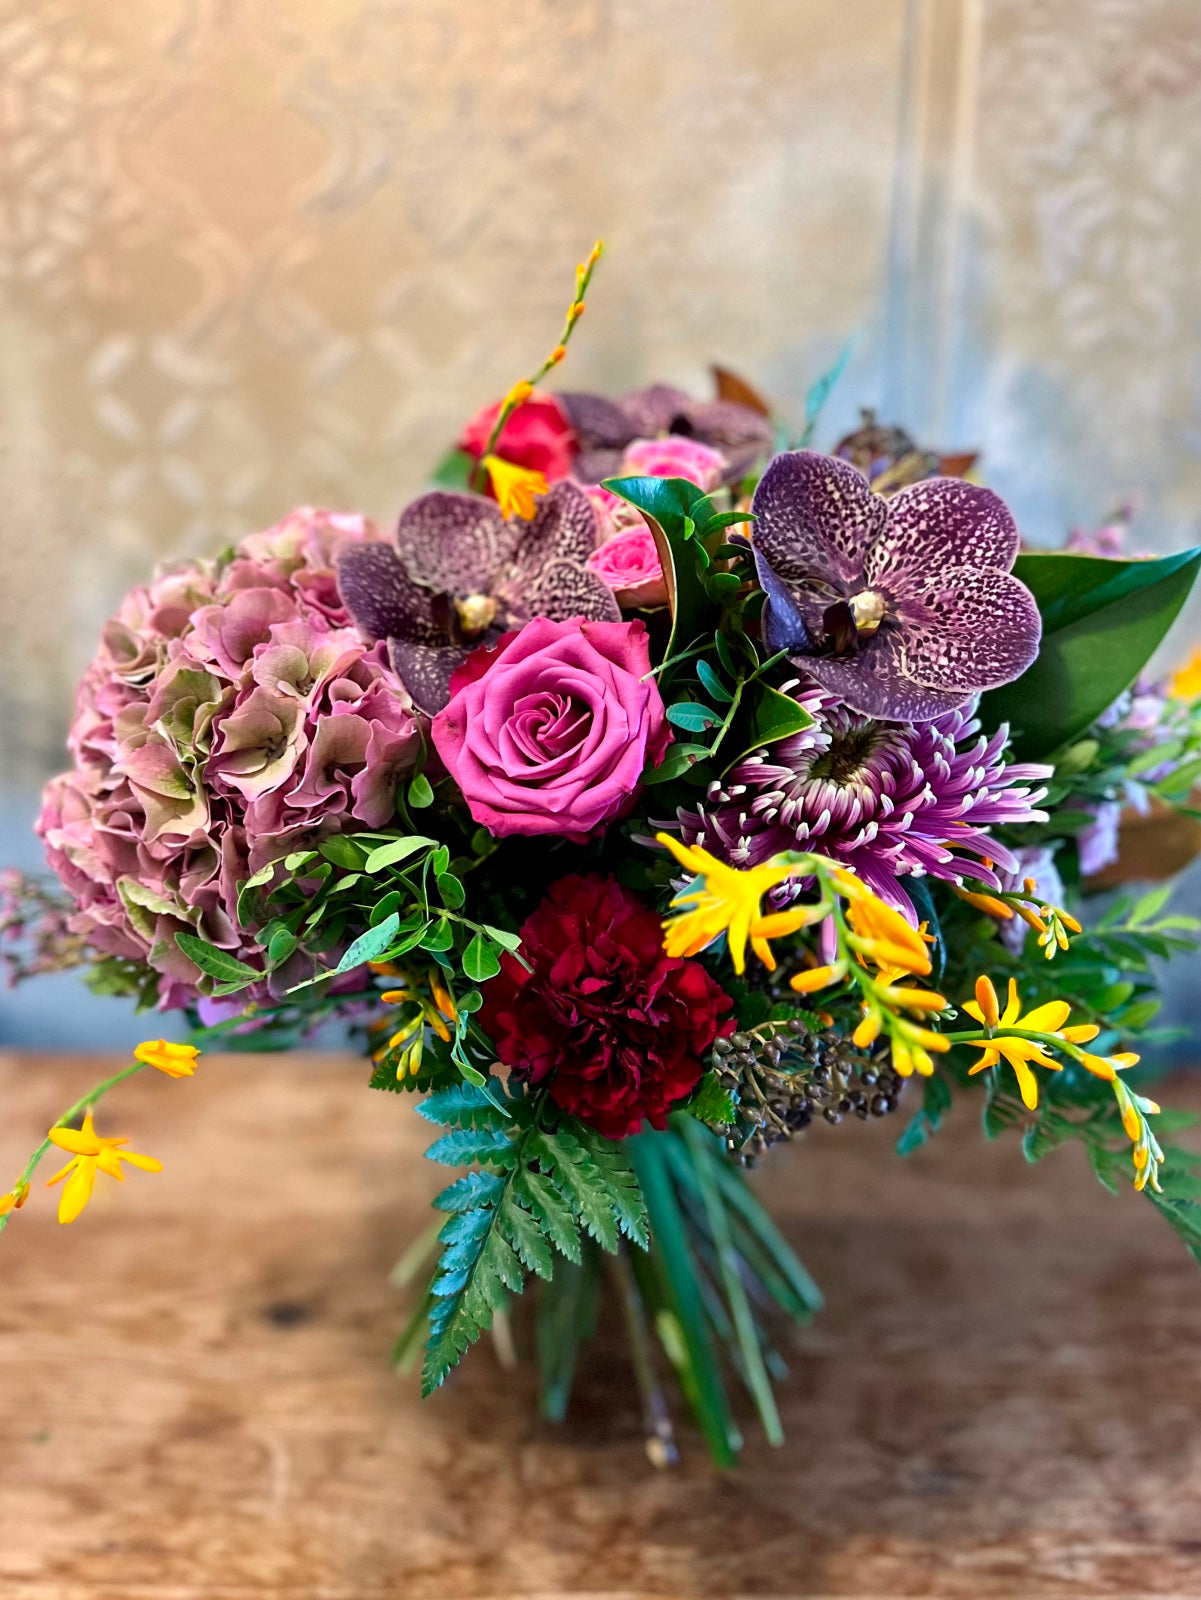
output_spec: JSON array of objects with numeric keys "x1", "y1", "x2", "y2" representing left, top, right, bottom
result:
[
  {"x1": 876, "y1": 985, "x2": 947, "y2": 1014},
  {"x1": 133, "y1": 1039, "x2": 201, "y2": 1078},
  {"x1": 1060, "y1": 911, "x2": 1083, "y2": 934},
  {"x1": 1015, "y1": 903, "x2": 1048, "y2": 933},
  {"x1": 549, "y1": 344, "x2": 567, "y2": 364},
  {"x1": 815, "y1": 1010, "x2": 835, "y2": 1027},
  {"x1": 908, "y1": 1045, "x2": 936, "y2": 1077},
  {"x1": 1060, "y1": 1023, "x2": 1100, "y2": 1043},
  {"x1": 380, "y1": 989, "x2": 412, "y2": 1005},
  {"x1": 954, "y1": 886, "x2": 1014, "y2": 919},
  {"x1": 897, "y1": 1024, "x2": 951, "y2": 1054},
  {"x1": 1132, "y1": 1140, "x2": 1149, "y2": 1167},
  {"x1": 0, "y1": 1192, "x2": 16, "y2": 1217},
  {"x1": 852, "y1": 1011, "x2": 881, "y2": 1049},
  {"x1": 1111, "y1": 1051, "x2": 1141, "y2": 1069},
  {"x1": 503, "y1": 380, "x2": 534, "y2": 409},
  {"x1": 1023, "y1": 876, "x2": 1038, "y2": 894},
  {"x1": 856, "y1": 937, "x2": 931, "y2": 975},
  {"x1": 974, "y1": 975, "x2": 1001, "y2": 1029},
  {"x1": 483, "y1": 456, "x2": 549, "y2": 521},
  {"x1": 789, "y1": 963, "x2": 842, "y2": 994},
  {"x1": 569, "y1": 300, "x2": 586, "y2": 322},
  {"x1": 891, "y1": 1040, "x2": 915, "y2": 1077}
]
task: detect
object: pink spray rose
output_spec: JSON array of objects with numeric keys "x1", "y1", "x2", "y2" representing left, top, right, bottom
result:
[
  {"x1": 622, "y1": 435, "x2": 727, "y2": 490},
  {"x1": 431, "y1": 616, "x2": 670, "y2": 841},
  {"x1": 586, "y1": 526, "x2": 669, "y2": 608}
]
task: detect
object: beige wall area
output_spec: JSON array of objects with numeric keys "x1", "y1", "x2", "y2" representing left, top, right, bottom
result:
[
  {"x1": 0, "y1": 0, "x2": 904, "y2": 787},
  {"x1": 3, "y1": 0, "x2": 1201, "y2": 793}
]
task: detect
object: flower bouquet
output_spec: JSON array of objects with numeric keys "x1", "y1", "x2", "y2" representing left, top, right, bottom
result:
[{"x1": 6, "y1": 246, "x2": 1201, "y2": 1466}]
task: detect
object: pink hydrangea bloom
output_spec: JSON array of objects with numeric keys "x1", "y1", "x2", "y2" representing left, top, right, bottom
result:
[{"x1": 37, "y1": 508, "x2": 419, "y2": 1010}]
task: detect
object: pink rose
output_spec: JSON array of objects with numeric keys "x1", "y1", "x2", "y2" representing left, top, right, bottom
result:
[
  {"x1": 622, "y1": 436, "x2": 727, "y2": 490},
  {"x1": 431, "y1": 616, "x2": 670, "y2": 840},
  {"x1": 586, "y1": 526, "x2": 668, "y2": 608}
]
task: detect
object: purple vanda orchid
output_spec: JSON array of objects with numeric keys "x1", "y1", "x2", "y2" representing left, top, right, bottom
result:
[
  {"x1": 336, "y1": 481, "x2": 618, "y2": 714},
  {"x1": 749, "y1": 451, "x2": 1042, "y2": 722}
]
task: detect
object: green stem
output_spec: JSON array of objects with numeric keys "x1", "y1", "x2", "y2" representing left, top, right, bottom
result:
[{"x1": 0, "y1": 1059, "x2": 147, "y2": 1235}]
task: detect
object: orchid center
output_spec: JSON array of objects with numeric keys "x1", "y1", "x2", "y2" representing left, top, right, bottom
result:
[
  {"x1": 455, "y1": 592, "x2": 499, "y2": 637},
  {"x1": 847, "y1": 588, "x2": 887, "y2": 635}
]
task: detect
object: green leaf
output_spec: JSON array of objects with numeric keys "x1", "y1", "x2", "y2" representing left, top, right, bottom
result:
[
  {"x1": 266, "y1": 926, "x2": 299, "y2": 966},
  {"x1": 799, "y1": 342, "x2": 852, "y2": 446},
  {"x1": 481, "y1": 923, "x2": 522, "y2": 953},
  {"x1": 513, "y1": 1170, "x2": 582, "y2": 1263},
  {"x1": 424, "y1": 1125, "x2": 516, "y2": 1169},
  {"x1": 174, "y1": 932, "x2": 261, "y2": 991},
  {"x1": 980, "y1": 548, "x2": 1201, "y2": 759},
  {"x1": 333, "y1": 911, "x2": 400, "y2": 972},
  {"x1": 420, "y1": 918, "x2": 455, "y2": 953},
  {"x1": 644, "y1": 742, "x2": 710, "y2": 785},
  {"x1": 319, "y1": 836, "x2": 369, "y2": 869},
  {"x1": 462, "y1": 933, "x2": 502, "y2": 983},
  {"x1": 431, "y1": 446, "x2": 477, "y2": 489},
  {"x1": 408, "y1": 774, "x2": 436, "y2": 809},
  {"x1": 723, "y1": 683, "x2": 814, "y2": 772},
  {"x1": 535, "y1": 1250, "x2": 601, "y2": 1423},
  {"x1": 602, "y1": 476, "x2": 714, "y2": 659},
  {"x1": 696, "y1": 659, "x2": 734, "y2": 704},
  {"x1": 364, "y1": 835, "x2": 437, "y2": 873},
  {"x1": 436, "y1": 872, "x2": 466, "y2": 910},
  {"x1": 688, "y1": 1072, "x2": 736, "y2": 1130},
  {"x1": 666, "y1": 700, "x2": 720, "y2": 733}
]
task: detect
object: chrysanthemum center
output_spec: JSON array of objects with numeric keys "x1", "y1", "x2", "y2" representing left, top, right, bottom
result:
[{"x1": 807, "y1": 725, "x2": 885, "y2": 785}]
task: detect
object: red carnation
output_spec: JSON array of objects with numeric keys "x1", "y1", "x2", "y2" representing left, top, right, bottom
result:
[{"x1": 479, "y1": 874, "x2": 734, "y2": 1140}]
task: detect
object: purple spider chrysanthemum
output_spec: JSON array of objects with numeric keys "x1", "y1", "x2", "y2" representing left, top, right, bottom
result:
[
  {"x1": 749, "y1": 451, "x2": 1042, "y2": 722},
  {"x1": 677, "y1": 687, "x2": 1052, "y2": 919}
]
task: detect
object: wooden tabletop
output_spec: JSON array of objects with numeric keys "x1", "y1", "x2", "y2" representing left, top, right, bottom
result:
[{"x1": 2, "y1": 1051, "x2": 1200, "y2": 1600}]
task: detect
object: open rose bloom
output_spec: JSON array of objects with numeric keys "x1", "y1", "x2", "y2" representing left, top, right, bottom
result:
[{"x1": 15, "y1": 277, "x2": 1201, "y2": 1467}]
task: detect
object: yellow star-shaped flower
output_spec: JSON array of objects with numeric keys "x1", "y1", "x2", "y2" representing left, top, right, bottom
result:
[
  {"x1": 45, "y1": 1113, "x2": 162, "y2": 1225},
  {"x1": 656, "y1": 834, "x2": 817, "y2": 974},
  {"x1": 483, "y1": 455, "x2": 549, "y2": 521}
]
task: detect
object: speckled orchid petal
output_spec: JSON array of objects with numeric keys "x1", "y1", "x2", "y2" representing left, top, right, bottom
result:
[
  {"x1": 387, "y1": 638, "x2": 468, "y2": 717},
  {"x1": 866, "y1": 477, "x2": 1020, "y2": 597},
  {"x1": 750, "y1": 451, "x2": 884, "y2": 585},
  {"x1": 518, "y1": 559, "x2": 621, "y2": 625},
  {"x1": 394, "y1": 491, "x2": 517, "y2": 598},
  {"x1": 891, "y1": 566, "x2": 1043, "y2": 692},
  {"x1": 556, "y1": 391, "x2": 637, "y2": 452},
  {"x1": 336, "y1": 542, "x2": 445, "y2": 646},
  {"x1": 510, "y1": 480, "x2": 599, "y2": 573},
  {"x1": 797, "y1": 647, "x2": 975, "y2": 722}
]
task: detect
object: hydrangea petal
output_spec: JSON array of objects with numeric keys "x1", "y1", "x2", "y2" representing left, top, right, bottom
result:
[
  {"x1": 866, "y1": 477, "x2": 1021, "y2": 598},
  {"x1": 750, "y1": 451, "x2": 884, "y2": 584}
]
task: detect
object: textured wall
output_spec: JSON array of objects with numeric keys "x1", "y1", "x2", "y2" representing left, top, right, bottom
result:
[{"x1": 0, "y1": 0, "x2": 904, "y2": 790}]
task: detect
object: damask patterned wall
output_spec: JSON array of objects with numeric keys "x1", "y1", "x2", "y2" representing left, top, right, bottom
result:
[{"x1": 0, "y1": 0, "x2": 905, "y2": 792}]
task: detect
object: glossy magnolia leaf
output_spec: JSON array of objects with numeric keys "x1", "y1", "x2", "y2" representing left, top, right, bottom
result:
[
  {"x1": 979, "y1": 548, "x2": 1201, "y2": 760},
  {"x1": 602, "y1": 475, "x2": 714, "y2": 659}
]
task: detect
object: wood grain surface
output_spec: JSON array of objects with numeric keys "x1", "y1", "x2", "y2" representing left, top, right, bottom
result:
[{"x1": 2, "y1": 1050, "x2": 1200, "y2": 1600}]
